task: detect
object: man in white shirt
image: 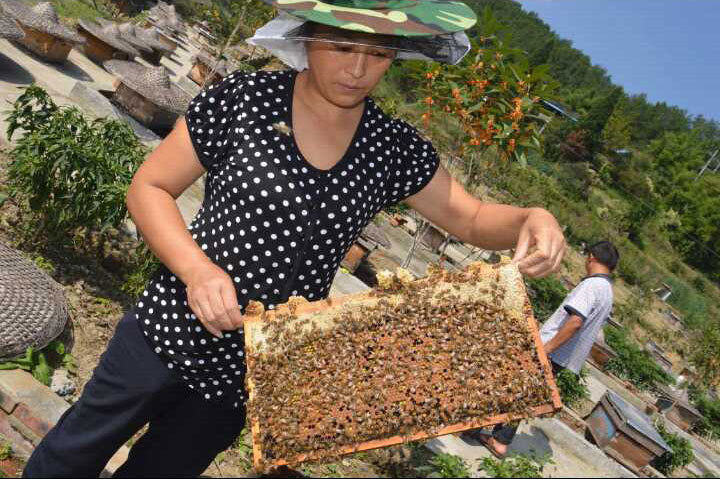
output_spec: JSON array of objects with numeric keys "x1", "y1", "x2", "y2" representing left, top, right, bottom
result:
[{"x1": 462, "y1": 241, "x2": 619, "y2": 456}]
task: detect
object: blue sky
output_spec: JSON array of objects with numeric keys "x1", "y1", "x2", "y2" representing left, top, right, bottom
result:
[{"x1": 516, "y1": 0, "x2": 720, "y2": 122}]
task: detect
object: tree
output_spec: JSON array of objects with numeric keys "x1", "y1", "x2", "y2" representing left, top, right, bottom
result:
[
  {"x1": 578, "y1": 86, "x2": 624, "y2": 157},
  {"x1": 602, "y1": 103, "x2": 631, "y2": 151}
]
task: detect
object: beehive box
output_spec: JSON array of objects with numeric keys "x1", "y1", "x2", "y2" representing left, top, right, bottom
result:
[{"x1": 243, "y1": 261, "x2": 563, "y2": 471}]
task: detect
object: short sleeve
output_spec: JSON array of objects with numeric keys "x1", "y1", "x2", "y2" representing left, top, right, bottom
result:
[
  {"x1": 563, "y1": 280, "x2": 597, "y2": 321},
  {"x1": 185, "y1": 71, "x2": 247, "y2": 171},
  {"x1": 385, "y1": 120, "x2": 441, "y2": 206}
]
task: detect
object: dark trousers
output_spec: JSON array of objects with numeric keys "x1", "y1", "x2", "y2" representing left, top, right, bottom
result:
[
  {"x1": 491, "y1": 361, "x2": 565, "y2": 446},
  {"x1": 23, "y1": 307, "x2": 246, "y2": 478}
]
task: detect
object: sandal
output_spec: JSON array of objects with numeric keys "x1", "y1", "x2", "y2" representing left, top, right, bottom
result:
[{"x1": 461, "y1": 430, "x2": 506, "y2": 459}]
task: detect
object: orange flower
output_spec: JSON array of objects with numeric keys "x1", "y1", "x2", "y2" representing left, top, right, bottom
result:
[
  {"x1": 509, "y1": 110, "x2": 524, "y2": 121},
  {"x1": 424, "y1": 96, "x2": 434, "y2": 105},
  {"x1": 421, "y1": 112, "x2": 431, "y2": 127},
  {"x1": 452, "y1": 88, "x2": 461, "y2": 99},
  {"x1": 425, "y1": 72, "x2": 435, "y2": 79},
  {"x1": 512, "y1": 97, "x2": 523, "y2": 107}
]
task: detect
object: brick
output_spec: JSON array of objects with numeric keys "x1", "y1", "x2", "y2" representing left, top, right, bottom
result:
[
  {"x1": 0, "y1": 371, "x2": 70, "y2": 426},
  {"x1": 12, "y1": 403, "x2": 52, "y2": 443}
]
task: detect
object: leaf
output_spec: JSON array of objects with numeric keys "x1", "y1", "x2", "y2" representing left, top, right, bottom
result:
[{"x1": 50, "y1": 340, "x2": 65, "y2": 355}]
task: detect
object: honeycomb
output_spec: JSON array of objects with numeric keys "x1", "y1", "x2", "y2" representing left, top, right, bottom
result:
[{"x1": 243, "y1": 261, "x2": 562, "y2": 471}]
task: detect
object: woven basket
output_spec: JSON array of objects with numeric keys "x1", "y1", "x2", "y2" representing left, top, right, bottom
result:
[{"x1": 0, "y1": 242, "x2": 68, "y2": 360}]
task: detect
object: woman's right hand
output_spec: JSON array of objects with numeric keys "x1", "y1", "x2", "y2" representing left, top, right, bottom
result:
[{"x1": 184, "y1": 261, "x2": 245, "y2": 339}]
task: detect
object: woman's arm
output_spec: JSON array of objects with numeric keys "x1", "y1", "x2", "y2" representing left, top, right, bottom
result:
[
  {"x1": 404, "y1": 164, "x2": 566, "y2": 277},
  {"x1": 126, "y1": 118, "x2": 244, "y2": 337}
]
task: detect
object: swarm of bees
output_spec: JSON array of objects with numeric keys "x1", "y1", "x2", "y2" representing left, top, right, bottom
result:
[{"x1": 245, "y1": 261, "x2": 556, "y2": 469}]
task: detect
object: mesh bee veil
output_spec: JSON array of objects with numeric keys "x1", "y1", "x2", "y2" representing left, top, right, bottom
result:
[{"x1": 246, "y1": 11, "x2": 471, "y2": 71}]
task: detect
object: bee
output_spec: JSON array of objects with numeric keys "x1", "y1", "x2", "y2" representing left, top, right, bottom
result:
[{"x1": 272, "y1": 121, "x2": 293, "y2": 136}]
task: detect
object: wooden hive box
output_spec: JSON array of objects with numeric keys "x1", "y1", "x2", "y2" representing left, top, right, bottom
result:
[
  {"x1": 16, "y1": 26, "x2": 72, "y2": 63},
  {"x1": 586, "y1": 390, "x2": 671, "y2": 472},
  {"x1": 77, "y1": 28, "x2": 132, "y2": 64},
  {"x1": 243, "y1": 261, "x2": 563, "y2": 472}
]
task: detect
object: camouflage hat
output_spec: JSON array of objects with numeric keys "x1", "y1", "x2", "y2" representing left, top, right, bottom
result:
[{"x1": 261, "y1": 0, "x2": 477, "y2": 37}]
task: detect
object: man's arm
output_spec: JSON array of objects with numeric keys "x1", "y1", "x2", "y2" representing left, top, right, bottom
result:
[
  {"x1": 404, "y1": 164, "x2": 566, "y2": 278},
  {"x1": 543, "y1": 315, "x2": 583, "y2": 354}
]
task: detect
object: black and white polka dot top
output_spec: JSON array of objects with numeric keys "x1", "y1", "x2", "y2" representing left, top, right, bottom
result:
[{"x1": 134, "y1": 69, "x2": 440, "y2": 409}]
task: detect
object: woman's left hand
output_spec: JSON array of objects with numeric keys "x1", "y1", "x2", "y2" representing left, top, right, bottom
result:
[{"x1": 511, "y1": 208, "x2": 566, "y2": 278}]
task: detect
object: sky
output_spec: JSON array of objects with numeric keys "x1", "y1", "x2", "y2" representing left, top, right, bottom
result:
[{"x1": 516, "y1": 0, "x2": 720, "y2": 122}]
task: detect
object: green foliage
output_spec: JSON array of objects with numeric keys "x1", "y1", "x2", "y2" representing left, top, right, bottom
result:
[
  {"x1": 415, "y1": 452, "x2": 470, "y2": 478},
  {"x1": 653, "y1": 420, "x2": 694, "y2": 475},
  {"x1": 665, "y1": 276, "x2": 708, "y2": 329},
  {"x1": 525, "y1": 275, "x2": 567, "y2": 321},
  {"x1": 690, "y1": 390, "x2": 720, "y2": 437},
  {"x1": 47, "y1": 0, "x2": 121, "y2": 23},
  {"x1": 577, "y1": 87, "x2": 624, "y2": 157},
  {"x1": 0, "y1": 340, "x2": 75, "y2": 386},
  {"x1": 0, "y1": 439, "x2": 11, "y2": 461},
  {"x1": 690, "y1": 323, "x2": 720, "y2": 388},
  {"x1": 5, "y1": 85, "x2": 147, "y2": 246},
  {"x1": 232, "y1": 427, "x2": 254, "y2": 469},
  {"x1": 383, "y1": 202, "x2": 410, "y2": 216},
  {"x1": 30, "y1": 254, "x2": 56, "y2": 275},
  {"x1": 193, "y1": 0, "x2": 274, "y2": 48},
  {"x1": 604, "y1": 327, "x2": 675, "y2": 391},
  {"x1": 121, "y1": 243, "x2": 161, "y2": 299},
  {"x1": 601, "y1": 103, "x2": 632, "y2": 151},
  {"x1": 555, "y1": 366, "x2": 590, "y2": 409},
  {"x1": 477, "y1": 452, "x2": 554, "y2": 478}
]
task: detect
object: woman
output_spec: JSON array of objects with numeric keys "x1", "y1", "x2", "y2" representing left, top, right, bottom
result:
[{"x1": 24, "y1": 1, "x2": 566, "y2": 477}]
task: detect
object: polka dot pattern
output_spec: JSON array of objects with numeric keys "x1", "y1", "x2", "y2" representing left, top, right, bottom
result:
[{"x1": 135, "y1": 69, "x2": 441, "y2": 409}]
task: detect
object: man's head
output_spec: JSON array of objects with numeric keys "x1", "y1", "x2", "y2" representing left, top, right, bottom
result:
[
  {"x1": 584, "y1": 241, "x2": 619, "y2": 274},
  {"x1": 304, "y1": 23, "x2": 396, "y2": 108}
]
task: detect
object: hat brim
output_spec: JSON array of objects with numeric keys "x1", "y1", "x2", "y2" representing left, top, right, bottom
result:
[
  {"x1": 104, "y1": 59, "x2": 192, "y2": 115},
  {"x1": 263, "y1": 0, "x2": 477, "y2": 37},
  {"x1": 78, "y1": 20, "x2": 140, "y2": 56},
  {"x1": 283, "y1": 21, "x2": 469, "y2": 63},
  {"x1": 0, "y1": 12, "x2": 24, "y2": 40},
  {"x1": 2, "y1": 0, "x2": 85, "y2": 43}
]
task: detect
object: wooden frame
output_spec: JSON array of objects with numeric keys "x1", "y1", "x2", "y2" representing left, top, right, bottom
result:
[{"x1": 243, "y1": 262, "x2": 563, "y2": 471}]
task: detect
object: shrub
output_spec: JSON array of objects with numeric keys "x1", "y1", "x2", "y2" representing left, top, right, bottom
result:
[
  {"x1": 665, "y1": 276, "x2": 708, "y2": 330},
  {"x1": 691, "y1": 392, "x2": 720, "y2": 438},
  {"x1": 415, "y1": 452, "x2": 470, "y2": 478},
  {"x1": 652, "y1": 420, "x2": 694, "y2": 476},
  {"x1": 525, "y1": 276, "x2": 568, "y2": 322},
  {"x1": 478, "y1": 453, "x2": 554, "y2": 478},
  {"x1": 5, "y1": 85, "x2": 147, "y2": 247},
  {"x1": 555, "y1": 366, "x2": 590, "y2": 409},
  {"x1": 604, "y1": 327, "x2": 675, "y2": 391}
]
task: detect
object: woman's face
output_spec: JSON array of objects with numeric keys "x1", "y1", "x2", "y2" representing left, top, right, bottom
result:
[{"x1": 305, "y1": 27, "x2": 396, "y2": 108}]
